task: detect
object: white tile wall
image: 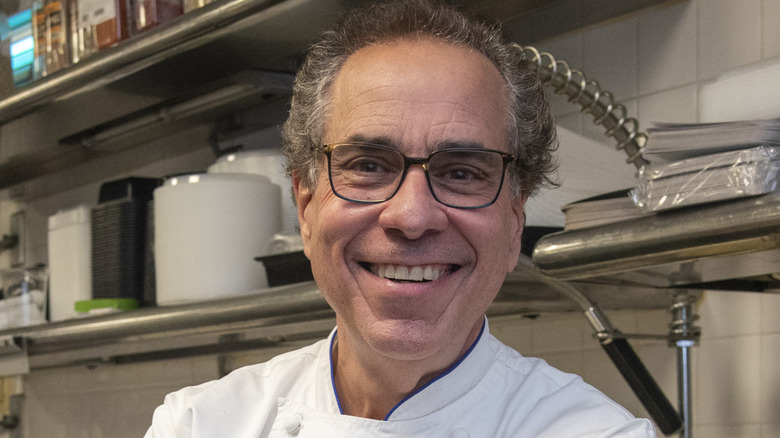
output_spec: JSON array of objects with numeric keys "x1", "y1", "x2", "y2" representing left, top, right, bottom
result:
[
  {"x1": 760, "y1": 334, "x2": 780, "y2": 426},
  {"x1": 762, "y1": 0, "x2": 780, "y2": 59},
  {"x1": 696, "y1": 335, "x2": 762, "y2": 426},
  {"x1": 22, "y1": 356, "x2": 220, "y2": 438},
  {"x1": 582, "y1": 16, "x2": 638, "y2": 101},
  {"x1": 697, "y1": 0, "x2": 762, "y2": 80},
  {"x1": 637, "y1": 1, "x2": 697, "y2": 95},
  {"x1": 637, "y1": 84, "x2": 698, "y2": 124}
]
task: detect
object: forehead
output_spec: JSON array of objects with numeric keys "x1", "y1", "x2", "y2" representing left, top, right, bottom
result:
[{"x1": 324, "y1": 39, "x2": 509, "y2": 154}]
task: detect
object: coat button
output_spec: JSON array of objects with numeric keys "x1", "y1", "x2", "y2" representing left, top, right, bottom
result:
[
  {"x1": 450, "y1": 427, "x2": 470, "y2": 438},
  {"x1": 282, "y1": 414, "x2": 303, "y2": 435}
]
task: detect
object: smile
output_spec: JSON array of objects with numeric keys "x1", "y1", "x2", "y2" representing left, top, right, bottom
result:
[{"x1": 366, "y1": 263, "x2": 455, "y2": 282}]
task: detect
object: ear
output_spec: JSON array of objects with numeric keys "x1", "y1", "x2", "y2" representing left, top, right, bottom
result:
[
  {"x1": 292, "y1": 171, "x2": 314, "y2": 259},
  {"x1": 505, "y1": 194, "x2": 527, "y2": 273}
]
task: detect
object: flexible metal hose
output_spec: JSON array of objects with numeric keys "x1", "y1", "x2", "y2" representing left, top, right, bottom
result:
[{"x1": 516, "y1": 45, "x2": 649, "y2": 169}]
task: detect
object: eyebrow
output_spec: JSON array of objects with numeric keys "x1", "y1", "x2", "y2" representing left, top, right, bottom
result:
[
  {"x1": 343, "y1": 135, "x2": 486, "y2": 153},
  {"x1": 435, "y1": 140, "x2": 486, "y2": 150}
]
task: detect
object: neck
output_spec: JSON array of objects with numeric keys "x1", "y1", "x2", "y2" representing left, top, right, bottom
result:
[{"x1": 331, "y1": 318, "x2": 483, "y2": 420}]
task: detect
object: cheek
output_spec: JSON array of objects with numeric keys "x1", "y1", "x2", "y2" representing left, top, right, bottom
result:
[{"x1": 472, "y1": 207, "x2": 522, "y2": 272}]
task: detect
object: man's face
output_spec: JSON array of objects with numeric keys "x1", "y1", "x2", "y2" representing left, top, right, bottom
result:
[{"x1": 294, "y1": 39, "x2": 526, "y2": 364}]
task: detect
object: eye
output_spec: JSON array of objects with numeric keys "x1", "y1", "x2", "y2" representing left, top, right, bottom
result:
[
  {"x1": 446, "y1": 167, "x2": 479, "y2": 181},
  {"x1": 432, "y1": 163, "x2": 489, "y2": 183},
  {"x1": 350, "y1": 157, "x2": 383, "y2": 173}
]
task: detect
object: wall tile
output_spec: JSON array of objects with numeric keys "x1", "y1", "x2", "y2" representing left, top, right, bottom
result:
[
  {"x1": 760, "y1": 334, "x2": 780, "y2": 425},
  {"x1": 695, "y1": 335, "x2": 761, "y2": 425},
  {"x1": 638, "y1": 85, "x2": 698, "y2": 125},
  {"x1": 24, "y1": 393, "x2": 93, "y2": 438},
  {"x1": 529, "y1": 312, "x2": 588, "y2": 353},
  {"x1": 698, "y1": 291, "x2": 763, "y2": 338},
  {"x1": 582, "y1": 16, "x2": 638, "y2": 101},
  {"x1": 553, "y1": 112, "x2": 584, "y2": 135},
  {"x1": 635, "y1": 308, "x2": 675, "y2": 338},
  {"x1": 638, "y1": 1, "x2": 697, "y2": 94},
  {"x1": 761, "y1": 293, "x2": 780, "y2": 334},
  {"x1": 490, "y1": 314, "x2": 533, "y2": 353},
  {"x1": 694, "y1": 424, "x2": 762, "y2": 438},
  {"x1": 698, "y1": 0, "x2": 762, "y2": 80},
  {"x1": 763, "y1": 422, "x2": 780, "y2": 438},
  {"x1": 762, "y1": 0, "x2": 780, "y2": 59},
  {"x1": 101, "y1": 387, "x2": 169, "y2": 437}
]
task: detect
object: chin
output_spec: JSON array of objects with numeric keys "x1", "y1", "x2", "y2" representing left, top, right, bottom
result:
[{"x1": 363, "y1": 318, "x2": 456, "y2": 360}]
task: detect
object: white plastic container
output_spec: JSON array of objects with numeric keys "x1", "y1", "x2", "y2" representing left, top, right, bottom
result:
[
  {"x1": 47, "y1": 205, "x2": 92, "y2": 322},
  {"x1": 153, "y1": 173, "x2": 281, "y2": 305},
  {"x1": 208, "y1": 149, "x2": 298, "y2": 233}
]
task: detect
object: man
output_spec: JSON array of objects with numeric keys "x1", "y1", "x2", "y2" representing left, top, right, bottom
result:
[{"x1": 146, "y1": 1, "x2": 656, "y2": 436}]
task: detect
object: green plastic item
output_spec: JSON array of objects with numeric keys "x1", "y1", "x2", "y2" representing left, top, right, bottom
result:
[{"x1": 74, "y1": 298, "x2": 139, "y2": 314}]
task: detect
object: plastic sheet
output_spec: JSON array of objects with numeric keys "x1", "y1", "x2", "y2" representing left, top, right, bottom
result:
[{"x1": 631, "y1": 146, "x2": 780, "y2": 212}]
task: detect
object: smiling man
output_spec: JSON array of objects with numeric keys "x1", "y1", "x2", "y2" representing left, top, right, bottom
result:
[{"x1": 146, "y1": 1, "x2": 656, "y2": 436}]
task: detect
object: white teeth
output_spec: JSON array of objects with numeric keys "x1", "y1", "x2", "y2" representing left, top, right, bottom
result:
[{"x1": 372, "y1": 264, "x2": 443, "y2": 281}]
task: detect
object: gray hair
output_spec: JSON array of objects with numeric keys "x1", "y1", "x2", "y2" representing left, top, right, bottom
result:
[{"x1": 282, "y1": 0, "x2": 558, "y2": 199}]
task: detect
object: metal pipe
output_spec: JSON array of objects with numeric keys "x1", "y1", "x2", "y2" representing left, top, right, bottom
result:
[
  {"x1": 532, "y1": 192, "x2": 780, "y2": 282},
  {"x1": 0, "y1": 281, "x2": 331, "y2": 352},
  {"x1": 669, "y1": 292, "x2": 700, "y2": 438},
  {"x1": 677, "y1": 340, "x2": 694, "y2": 438}
]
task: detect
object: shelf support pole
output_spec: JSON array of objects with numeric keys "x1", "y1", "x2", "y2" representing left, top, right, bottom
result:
[{"x1": 669, "y1": 292, "x2": 700, "y2": 438}]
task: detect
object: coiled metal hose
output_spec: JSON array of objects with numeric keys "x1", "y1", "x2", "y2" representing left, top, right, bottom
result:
[{"x1": 516, "y1": 45, "x2": 649, "y2": 169}]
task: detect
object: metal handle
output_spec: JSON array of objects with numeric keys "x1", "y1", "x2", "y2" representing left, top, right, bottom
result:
[{"x1": 601, "y1": 337, "x2": 682, "y2": 435}]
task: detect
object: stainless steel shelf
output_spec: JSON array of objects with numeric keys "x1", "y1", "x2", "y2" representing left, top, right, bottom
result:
[
  {"x1": 532, "y1": 193, "x2": 780, "y2": 291},
  {"x1": 0, "y1": 0, "x2": 356, "y2": 190},
  {"x1": 0, "y1": 0, "x2": 345, "y2": 123},
  {"x1": 0, "y1": 257, "x2": 681, "y2": 372}
]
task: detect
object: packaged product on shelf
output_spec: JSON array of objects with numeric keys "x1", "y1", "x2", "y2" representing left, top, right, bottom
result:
[
  {"x1": 45, "y1": 0, "x2": 70, "y2": 73},
  {"x1": 76, "y1": 0, "x2": 132, "y2": 55},
  {"x1": 134, "y1": 0, "x2": 182, "y2": 33},
  {"x1": 34, "y1": 2, "x2": 46, "y2": 77},
  {"x1": 68, "y1": 0, "x2": 81, "y2": 63},
  {"x1": 6, "y1": 0, "x2": 37, "y2": 87},
  {"x1": 0, "y1": 5, "x2": 12, "y2": 92}
]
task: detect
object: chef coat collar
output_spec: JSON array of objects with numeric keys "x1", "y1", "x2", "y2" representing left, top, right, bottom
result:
[{"x1": 326, "y1": 316, "x2": 498, "y2": 421}]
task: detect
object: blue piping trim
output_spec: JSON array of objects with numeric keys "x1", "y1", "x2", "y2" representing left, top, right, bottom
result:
[
  {"x1": 328, "y1": 320, "x2": 487, "y2": 420},
  {"x1": 383, "y1": 320, "x2": 486, "y2": 420},
  {"x1": 329, "y1": 330, "x2": 345, "y2": 414}
]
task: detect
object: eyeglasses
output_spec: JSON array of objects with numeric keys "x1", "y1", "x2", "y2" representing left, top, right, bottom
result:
[{"x1": 313, "y1": 142, "x2": 515, "y2": 209}]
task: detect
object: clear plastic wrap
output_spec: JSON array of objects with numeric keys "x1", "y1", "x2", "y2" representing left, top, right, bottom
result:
[{"x1": 631, "y1": 145, "x2": 780, "y2": 212}]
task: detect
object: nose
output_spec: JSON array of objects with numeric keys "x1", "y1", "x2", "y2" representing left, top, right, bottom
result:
[{"x1": 377, "y1": 167, "x2": 448, "y2": 239}]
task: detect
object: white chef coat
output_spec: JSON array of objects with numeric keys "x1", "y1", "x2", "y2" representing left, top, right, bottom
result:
[{"x1": 145, "y1": 319, "x2": 656, "y2": 437}]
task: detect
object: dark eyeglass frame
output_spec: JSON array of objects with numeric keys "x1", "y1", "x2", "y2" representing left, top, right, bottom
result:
[{"x1": 313, "y1": 141, "x2": 516, "y2": 209}]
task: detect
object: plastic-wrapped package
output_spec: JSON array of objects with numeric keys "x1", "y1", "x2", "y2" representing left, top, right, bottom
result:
[{"x1": 631, "y1": 145, "x2": 780, "y2": 212}]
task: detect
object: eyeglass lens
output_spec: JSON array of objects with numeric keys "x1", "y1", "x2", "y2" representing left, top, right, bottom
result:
[{"x1": 327, "y1": 144, "x2": 508, "y2": 208}]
